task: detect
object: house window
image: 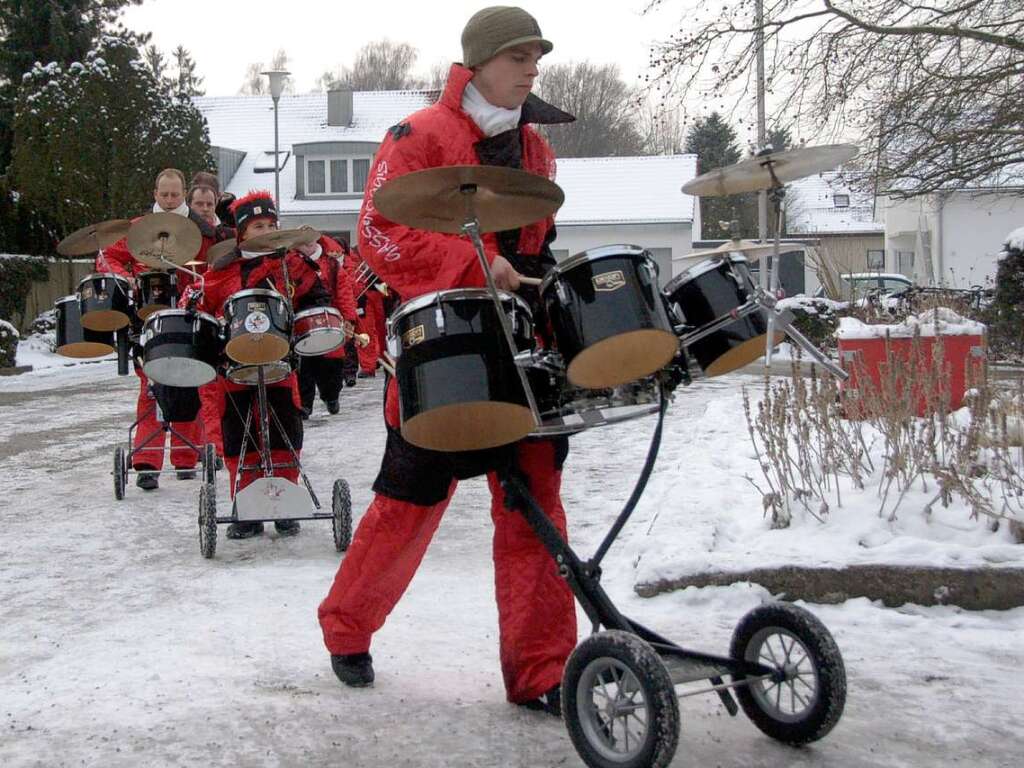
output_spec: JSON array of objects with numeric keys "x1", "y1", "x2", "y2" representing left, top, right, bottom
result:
[
  {"x1": 307, "y1": 160, "x2": 326, "y2": 194},
  {"x1": 897, "y1": 251, "x2": 914, "y2": 276},
  {"x1": 833, "y1": 194, "x2": 850, "y2": 208},
  {"x1": 306, "y1": 155, "x2": 374, "y2": 196},
  {"x1": 866, "y1": 249, "x2": 885, "y2": 270}
]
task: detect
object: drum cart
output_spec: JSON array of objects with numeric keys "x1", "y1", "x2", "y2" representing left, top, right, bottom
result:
[{"x1": 196, "y1": 364, "x2": 352, "y2": 559}]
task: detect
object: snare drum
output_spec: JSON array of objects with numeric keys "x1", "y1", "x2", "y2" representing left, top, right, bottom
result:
[
  {"x1": 540, "y1": 245, "x2": 678, "y2": 389},
  {"x1": 78, "y1": 273, "x2": 132, "y2": 331},
  {"x1": 223, "y1": 288, "x2": 292, "y2": 365},
  {"x1": 54, "y1": 295, "x2": 115, "y2": 358},
  {"x1": 141, "y1": 309, "x2": 223, "y2": 387},
  {"x1": 292, "y1": 306, "x2": 346, "y2": 356},
  {"x1": 135, "y1": 271, "x2": 176, "y2": 320},
  {"x1": 390, "y1": 288, "x2": 536, "y2": 452},
  {"x1": 225, "y1": 360, "x2": 292, "y2": 386},
  {"x1": 662, "y1": 254, "x2": 782, "y2": 376}
]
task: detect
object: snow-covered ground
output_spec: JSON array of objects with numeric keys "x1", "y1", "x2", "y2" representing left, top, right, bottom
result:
[{"x1": 1, "y1": 361, "x2": 1022, "y2": 767}]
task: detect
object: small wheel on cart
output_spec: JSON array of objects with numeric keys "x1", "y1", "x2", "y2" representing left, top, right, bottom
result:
[
  {"x1": 729, "y1": 603, "x2": 846, "y2": 745},
  {"x1": 202, "y1": 443, "x2": 217, "y2": 486},
  {"x1": 113, "y1": 447, "x2": 127, "y2": 501},
  {"x1": 331, "y1": 478, "x2": 352, "y2": 552},
  {"x1": 562, "y1": 630, "x2": 679, "y2": 768},
  {"x1": 198, "y1": 482, "x2": 217, "y2": 559}
]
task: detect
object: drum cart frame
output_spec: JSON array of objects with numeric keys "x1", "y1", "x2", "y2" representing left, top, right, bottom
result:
[{"x1": 196, "y1": 365, "x2": 352, "y2": 560}]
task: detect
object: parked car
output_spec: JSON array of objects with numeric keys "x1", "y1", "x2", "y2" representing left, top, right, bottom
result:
[{"x1": 814, "y1": 272, "x2": 914, "y2": 302}]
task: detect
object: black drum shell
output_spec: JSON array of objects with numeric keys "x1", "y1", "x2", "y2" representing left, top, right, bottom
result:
[
  {"x1": 663, "y1": 256, "x2": 773, "y2": 376},
  {"x1": 391, "y1": 290, "x2": 534, "y2": 452},
  {"x1": 223, "y1": 289, "x2": 292, "y2": 365},
  {"x1": 77, "y1": 273, "x2": 131, "y2": 331},
  {"x1": 135, "y1": 271, "x2": 177, "y2": 319},
  {"x1": 141, "y1": 309, "x2": 223, "y2": 387},
  {"x1": 54, "y1": 295, "x2": 115, "y2": 357},
  {"x1": 540, "y1": 246, "x2": 678, "y2": 389}
]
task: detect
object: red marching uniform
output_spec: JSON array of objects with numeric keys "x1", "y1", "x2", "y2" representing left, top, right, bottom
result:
[
  {"x1": 193, "y1": 242, "x2": 331, "y2": 497},
  {"x1": 98, "y1": 209, "x2": 218, "y2": 473},
  {"x1": 343, "y1": 248, "x2": 383, "y2": 375},
  {"x1": 318, "y1": 63, "x2": 577, "y2": 704}
]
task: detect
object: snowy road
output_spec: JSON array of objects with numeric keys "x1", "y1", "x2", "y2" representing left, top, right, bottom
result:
[{"x1": 1, "y1": 363, "x2": 1021, "y2": 767}]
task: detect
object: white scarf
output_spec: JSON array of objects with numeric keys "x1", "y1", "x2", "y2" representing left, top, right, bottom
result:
[
  {"x1": 153, "y1": 200, "x2": 190, "y2": 217},
  {"x1": 462, "y1": 81, "x2": 522, "y2": 137},
  {"x1": 305, "y1": 243, "x2": 323, "y2": 261},
  {"x1": 240, "y1": 249, "x2": 273, "y2": 260}
]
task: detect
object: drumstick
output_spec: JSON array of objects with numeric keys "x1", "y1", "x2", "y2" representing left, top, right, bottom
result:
[
  {"x1": 354, "y1": 333, "x2": 371, "y2": 348},
  {"x1": 518, "y1": 276, "x2": 542, "y2": 286}
]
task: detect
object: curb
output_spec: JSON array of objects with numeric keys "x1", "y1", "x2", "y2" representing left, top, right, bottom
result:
[
  {"x1": 0, "y1": 365, "x2": 33, "y2": 376},
  {"x1": 635, "y1": 565, "x2": 1024, "y2": 610}
]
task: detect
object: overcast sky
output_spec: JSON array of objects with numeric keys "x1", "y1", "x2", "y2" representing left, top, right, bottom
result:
[{"x1": 121, "y1": 0, "x2": 682, "y2": 97}]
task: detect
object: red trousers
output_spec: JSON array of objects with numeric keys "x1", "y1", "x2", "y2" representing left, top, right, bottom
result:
[
  {"x1": 199, "y1": 380, "x2": 224, "y2": 458},
  {"x1": 356, "y1": 290, "x2": 385, "y2": 373},
  {"x1": 132, "y1": 370, "x2": 200, "y2": 470},
  {"x1": 318, "y1": 439, "x2": 577, "y2": 703}
]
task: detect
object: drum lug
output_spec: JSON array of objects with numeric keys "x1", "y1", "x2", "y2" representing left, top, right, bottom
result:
[
  {"x1": 555, "y1": 280, "x2": 570, "y2": 306},
  {"x1": 434, "y1": 306, "x2": 446, "y2": 335},
  {"x1": 640, "y1": 258, "x2": 657, "y2": 286}
]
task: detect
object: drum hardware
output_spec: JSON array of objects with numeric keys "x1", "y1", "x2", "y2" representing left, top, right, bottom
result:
[
  {"x1": 676, "y1": 299, "x2": 764, "y2": 348},
  {"x1": 513, "y1": 348, "x2": 564, "y2": 374},
  {"x1": 750, "y1": 287, "x2": 849, "y2": 379},
  {"x1": 126, "y1": 212, "x2": 202, "y2": 269},
  {"x1": 56, "y1": 219, "x2": 132, "y2": 256}
]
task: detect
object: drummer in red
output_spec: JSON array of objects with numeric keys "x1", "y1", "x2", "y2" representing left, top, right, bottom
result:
[
  {"x1": 99, "y1": 168, "x2": 221, "y2": 490},
  {"x1": 318, "y1": 7, "x2": 576, "y2": 716},
  {"x1": 293, "y1": 235, "x2": 359, "y2": 416},
  {"x1": 187, "y1": 190, "x2": 332, "y2": 539}
]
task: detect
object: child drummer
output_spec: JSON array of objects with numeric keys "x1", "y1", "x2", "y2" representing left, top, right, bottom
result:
[{"x1": 184, "y1": 190, "x2": 332, "y2": 539}]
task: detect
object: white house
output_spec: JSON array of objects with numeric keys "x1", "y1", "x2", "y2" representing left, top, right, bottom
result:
[
  {"x1": 194, "y1": 90, "x2": 698, "y2": 288},
  {"x1": 880, "y1": 185, "x2": 1024, "y2": 289}
]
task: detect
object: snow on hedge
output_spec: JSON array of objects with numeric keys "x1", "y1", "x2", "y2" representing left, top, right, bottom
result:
[{"x1": 836, "y1": 307, "x2": 986, "y2": 340}]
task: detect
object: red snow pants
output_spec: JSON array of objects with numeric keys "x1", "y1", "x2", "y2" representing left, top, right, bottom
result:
[
  {"x1": 318, "y1": 436, "x2": 577, "y2": 703},
  {"x1": 132, "y1": 369, "x2": 200, "y2": 470}
]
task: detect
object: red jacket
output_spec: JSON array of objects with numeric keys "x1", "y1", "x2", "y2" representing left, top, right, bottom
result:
[
  {"x1": 195, "y1": 249, "x2": 330, "y2": 319},
  {"x1": 356, "y1": 64, "x2": 558, "y2": 303},
  {"x1": 311, "y1": 236, "x2": 359, "y2": 323}
]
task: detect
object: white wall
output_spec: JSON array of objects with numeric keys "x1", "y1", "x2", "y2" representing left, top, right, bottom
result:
[
  {"x1": 940, "y1": 192, "x2": 1024, "y2": 288},
  {"x1": 551, "y1": 222, "x2": 693, "y2": 282}
]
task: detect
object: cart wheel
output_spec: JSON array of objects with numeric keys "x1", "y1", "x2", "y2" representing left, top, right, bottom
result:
[
  {"x1": 198, "y1": 482, "x2": 217, "y2": 559},
  {"x1": 113, "y1": 447, "x2": 126, "y2": 501},
  {"x1": 730, "y1": 603, "x2": 846, "y2": 745},
  {"x1": 331, "y1": 479, "x2": 352, "y2": 552},
  {"x1": 562, "y1": 630, "x2": 679, "y2": 768},
  {"x1": 202, "y1": 443, "x2": 217, "y2": 486}
]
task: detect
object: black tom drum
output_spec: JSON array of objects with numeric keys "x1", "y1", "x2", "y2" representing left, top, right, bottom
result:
[
  {"x1": 223, "y1": 288, "x2": 292, "y2": 365},
  {"x1": 54, "y1": 295, "x2": 115, "y2": 357},
  {"x1": 662, "y1": 254, "x2": 782, "y2": 376},
  {"x1": 77, "y1": 272, "x2": 132, "y2": 331},
  {"x1": 390, "y1": 288, "x2": 535, "y2": 452},
  {"x1": 135, "y1": 271, "x2": 176, "y2": 320},
  {"x1": 540, "y1": 245, "x2": 678, "y2": 389},
  {"x1": 141, "y1": 309, "x2": 223, "y2": 387}
]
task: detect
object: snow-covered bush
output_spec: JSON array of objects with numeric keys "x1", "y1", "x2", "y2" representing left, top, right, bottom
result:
[
  {"x1": 0, "y1": 319, "x2": 19, "y2": 367},
  {"x1": 988, "y1": 229, "x2": 1024, "y2": 362},
  {"x1": 777, "y1": 296, "x2": 846, "y2": 353}
]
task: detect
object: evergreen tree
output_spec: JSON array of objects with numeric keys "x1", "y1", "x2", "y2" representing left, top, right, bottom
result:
[
  {"x1": 10, "y1": 30, "x2": 212, "y2": 235},
  {"x1": 172, "y1": 44, "x2": 203, "y2": 97},
  {"x1": 144, "y1": 43, "x2": 167, "y2": 86},
  {"x1": 684, "y1": 113, "x2": 752, "y2": 238}
]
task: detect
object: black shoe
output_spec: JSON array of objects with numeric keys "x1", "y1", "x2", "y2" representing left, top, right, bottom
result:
[
  {"x1": 176, "y1": 469, "x2": 197, "y2": 480},
  {"x1": 325, "y1": 399, "x2": 340, "y2": 415},
  {"x1": 300, "y1": 406, "x2": 312, "y2": 420},
  {"x1": 215, "y1": 456, "x2": 225, "y2": 471},
  {"x1": 517, "y1": 684, "x2": 561, "y2": 717},
  {"x1": 344, "y1": 378, "x2": 357, "y2": 388},
  {"x1": 357, "y1": 370, "x2": 375, "y2": 379},
  {"x1": 331, "y1": 653, "x2": 374, "y2": 688},
  {"x1": 135, "y1": 470, "x2": 159, "y2": 491},
  {"x1": 226, "y1": 521, "x2": 265, "y2": 539},
  {"x1": 274, "y1": 519, "x2": 301, "y2": 536}
]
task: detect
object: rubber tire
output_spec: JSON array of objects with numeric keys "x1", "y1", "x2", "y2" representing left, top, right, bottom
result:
[
  {"x1": 562, "y1": 630, "x2": 679, "y2": 768},
  {"x1": 198, "y1": 482, "x2": 217, "y2": 559},
  {"x1": 730, "y1": 603, "x2": 846, "y2": 745},
  {"x1": 113, "y1": 447, "x2": 126, "y2": 501},
  {"x1": 202, "y1": 443, "x2": 217, "y2": 486},
  {"x1": 332, "y1": 478, "x2": 352, "y2": 552}
]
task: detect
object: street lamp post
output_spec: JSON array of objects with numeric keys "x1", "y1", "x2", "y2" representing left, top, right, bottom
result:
[{"x1": 262, "y1": 70, "x2": 290, "y2": 212}]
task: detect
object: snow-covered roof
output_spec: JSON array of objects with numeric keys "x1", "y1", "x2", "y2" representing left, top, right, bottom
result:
[
  {"x1": 785, "y1": 171, "x2": 883, "y2": 235},
  {"x1": 194, "y1": 91, "x2": 435, "y2": 216},
  {"x1": 554, "y1": 155, "x2": 696, "y2": 226}
]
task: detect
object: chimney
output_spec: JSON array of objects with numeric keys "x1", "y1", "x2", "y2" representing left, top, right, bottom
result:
[{"x1": 327, "y1": 89, "x2": 353, "y2": 127}]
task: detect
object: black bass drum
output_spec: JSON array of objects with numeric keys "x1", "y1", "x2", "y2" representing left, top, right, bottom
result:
[
  {"x1": 54, "y1": 295, "x2": 115, "y2": 357},
  {"x1": 540, "y1": 245, "x2": 678, "y2": 389},
  {"x1": 135, "y1": 271, "x2": 176, "y2": 320},
  {"x1": 389, "y1": 289, "x2": 535, "y2": 452},
  {"x1": 141, "y1": 309, "x2": 223, "y2": 387},
  {"x1": 662, "y1": 254, "x2": 782, "y2": 376}
]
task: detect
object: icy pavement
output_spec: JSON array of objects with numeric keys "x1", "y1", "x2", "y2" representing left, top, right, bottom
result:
[{"x1": 0, "y1": 368, "x2": 1021, "y2": 767}]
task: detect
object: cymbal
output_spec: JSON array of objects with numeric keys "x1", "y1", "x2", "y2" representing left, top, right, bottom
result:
[
  {"x1": 127, "y1": 212, "x2": 202, "y2": 268},
  {"x1": 241, "y1": 227, "x2": 320, "y2": 253},
  {"x1": 685, "y1": 239, "x2": 778, "y2": 262},
  {"x1": 373, "y1": 165, "x2": 564, "y2": 235},
  {"x1": 681, "y1": 144, "x2": 860, "y2": 197},
  {"x1": 207, "y1": 238, "x2": 238, "y2": 270},
  {"x1": 57, "y1": 219, "x2": 131, "y2": 256}
]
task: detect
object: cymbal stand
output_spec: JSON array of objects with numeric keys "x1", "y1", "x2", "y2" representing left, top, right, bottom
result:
[
  {"x1": 753, "y1": 288, "x2": 849, "y2": 380},
  {"x1": 460, "y1": 185, "x2": 542, "y2": 427},
  {"x1": 760, "y1": 158, "x2": 786, "y2": 368}
]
